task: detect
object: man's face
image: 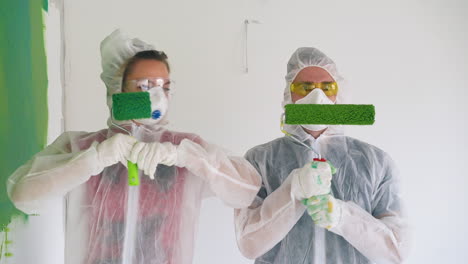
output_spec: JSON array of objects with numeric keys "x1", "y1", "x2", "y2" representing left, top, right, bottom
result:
[{"x1": 290, "y1": 66, "x2": 337, "y2": 103}]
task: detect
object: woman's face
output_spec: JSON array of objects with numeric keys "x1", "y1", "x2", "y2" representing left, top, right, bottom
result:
[{"x1": 123, "y1": 59, "x2": 170, "y2": 93}]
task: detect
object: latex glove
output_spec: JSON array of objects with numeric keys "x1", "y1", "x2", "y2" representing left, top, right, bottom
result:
[
  {"x1": 290, "y1": 159, "x2": 335, "y2": 201},
  {"x1": 305, "y1": 194, "x2": 342, "y2": 229},
  {"x1": 96, "y1": 133, "x2": 137, "y2": 168},
  {"x1": 129, "y1": 141, "x2": 177, "y2": 179}
]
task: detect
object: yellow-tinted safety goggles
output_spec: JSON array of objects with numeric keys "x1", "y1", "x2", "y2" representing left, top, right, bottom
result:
[{"x1": 290, "y1": 82, "x2": 339, "y2": 97}]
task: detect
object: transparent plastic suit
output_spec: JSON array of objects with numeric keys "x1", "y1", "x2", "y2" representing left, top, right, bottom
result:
[
  {"x1": 234, "y1": 47, "x2": 410, "y2": 264},
  {"x1": 7, "y1": 30, "x2": 261, "y2": 264}
]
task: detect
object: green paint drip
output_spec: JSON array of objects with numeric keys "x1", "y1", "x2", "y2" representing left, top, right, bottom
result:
[
  {"x1": 42, "y1": 0, "x2": 48, "y2": 12},
  {"x1": 316, "y1": 175, "x2": 323, "y2": 185},
  {"x1": 0, "y1": 0, "x2": 48, "y2": 259},
  {"x1": 2, "y1": 228, "x2": 12, "y2": 258}
]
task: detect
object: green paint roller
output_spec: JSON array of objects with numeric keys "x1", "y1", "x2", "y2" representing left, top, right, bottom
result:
[
  {"x1": 284, "y1": 104, "x2": 375, "y2": 125},
  {"x1": 112, "y1": 92, "x2": 152, "y2": 186}
]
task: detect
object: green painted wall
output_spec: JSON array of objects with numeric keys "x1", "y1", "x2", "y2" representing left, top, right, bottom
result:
[{"x1": 0, "y1": 0, "x2": 49, "y2": 254}]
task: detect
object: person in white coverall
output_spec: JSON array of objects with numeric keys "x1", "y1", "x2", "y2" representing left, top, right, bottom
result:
[
  {"x1": 234, "y1": 47, "x2": 410, "y2": 264},
  {"x1": 7, "y1": 29, "x2": 261, "y2": 264}
]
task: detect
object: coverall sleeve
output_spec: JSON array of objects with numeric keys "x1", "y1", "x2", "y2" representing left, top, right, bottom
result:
[
  {"x1": 329, "y1": 156, "x2": 411, "y2": 264},
  {"x1": 176, "y1": 138, "x2": 262, "y2": 209},
  {"x1": 7, "y1": 131, "x2": 104, "y2": 214},
  {"x1": 233, "y1": 151, "x2": 306, "y2": 259}
]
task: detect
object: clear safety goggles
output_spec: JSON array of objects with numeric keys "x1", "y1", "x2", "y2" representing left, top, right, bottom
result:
[
  {"x1": 127, "y1": 77, "x2": 174, "y2": 94},
  {"x1": 290, "y1": 81, "x2": 338, "y2": 97}
]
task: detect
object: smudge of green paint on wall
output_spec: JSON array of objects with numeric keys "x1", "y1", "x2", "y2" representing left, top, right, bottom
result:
[{"x1": 0, "y1": 0, "x2": 48, "y2": 234}]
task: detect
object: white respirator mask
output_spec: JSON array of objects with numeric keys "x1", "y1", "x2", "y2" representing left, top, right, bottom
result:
[
  {"x1": 295, "y1": 88, "x2": 335, "y2": 131},
  {"x1": 136, "y1": 86, "x2": 169, "y2": 126}
]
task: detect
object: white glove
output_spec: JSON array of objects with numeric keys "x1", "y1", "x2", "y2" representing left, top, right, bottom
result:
[
  {"x1": 305, "y1": 194, "x2": 342, "y2": 229},
  {"x1": 129, "y1": 141, "x2": 178, "y2": 179},
  {"x1": 290, "y1": 159, "x2": 335, "y2": 201},
  {"x1": 96, "y1": 133, "x2": 137, "y2": 169}
]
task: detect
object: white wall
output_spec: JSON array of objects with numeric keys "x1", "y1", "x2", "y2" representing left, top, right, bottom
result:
[{"x1": 60, "y1": 0, "x2": 467, "y2": 263}]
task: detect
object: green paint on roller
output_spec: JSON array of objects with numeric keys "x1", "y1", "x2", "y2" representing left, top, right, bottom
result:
[
  {"x1": 112, "y1": 92, "x2": 152, "y2": 121},
  {"x1": 285, "y1": 104, "x2": 375, "y2": 125}
]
